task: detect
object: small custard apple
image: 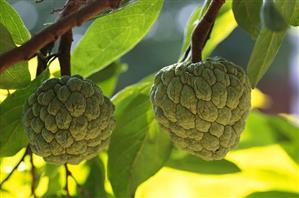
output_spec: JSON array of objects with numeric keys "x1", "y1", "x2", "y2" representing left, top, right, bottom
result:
[
  {"x1": 150, "y1": 57, "x2": 251, "y2": 160},
  {"x1": 23, "y1": 75, "x2": 115, "y2": 164}
]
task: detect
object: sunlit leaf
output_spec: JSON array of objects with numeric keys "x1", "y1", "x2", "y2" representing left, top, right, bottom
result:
[
  {"x1": 180, "y1": 1, "x2": 236, "y2": 60},
  {"x1": 82, "y1": 158, "x2": 107, "y2": 198},
  {"x1": 108, "y1": 81, "x2": 172, "y2": 197},
  {"x1": 0, "y1": 23, "x2": 31, "y2": 89},
  {"x1": 0, "y1": 69, "x2": 49, "y2": 157},
  {"x1": 246, "y1": 190, "x2": 299, "y2": 198},
  {"x1": 166, "y1": 149, "x2": 240, "y2": 175},
  {"x1": 0, "y1": 0, "x2": 30, "y2": 44},
  {"x1": 238, "y1": 111, "x2": 299, "y2": 164},
  {"x1": 267, "y1": 115, "x2": 299, "y2": 164},
  {"x1": 42, "y1": 164, "x2": 64, "y2": 198},
  {"x1": 290, "y1": 1, "x2": 299, "y2": 26},
  {"x1": 239, "y1": 111, "x2": 276, "y2": 149},
  {"x1": 72, "y1": 0, "x2": 164, "y2": 77},
  {"x1": 138, "y1": 145, "x2": 298, "y2": 197}
]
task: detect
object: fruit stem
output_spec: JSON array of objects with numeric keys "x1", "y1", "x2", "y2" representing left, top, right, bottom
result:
[
  {"x1": 58, "y1": 0, "x2": 89, "y2": 76},
  {"x1": 191, "y1": 0, "x2": 225, "y2": 63}
]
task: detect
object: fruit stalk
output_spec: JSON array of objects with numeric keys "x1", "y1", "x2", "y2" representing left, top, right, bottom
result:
[
  {"x1": 191, "y1": 0, "x2": 225, "y2": 63},
  {"x1": 59, "y1": 0, "x2": 88, "y2": 76}
]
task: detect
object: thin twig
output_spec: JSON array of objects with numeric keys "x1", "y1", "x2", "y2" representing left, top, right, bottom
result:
[
  {"x1": 191, "y1": 0, "x2": 225, "y2": 63},
  {"x1": 29, "y1": 149, "x2": 37, "y2": 198},
  {"x1": 64, "y1": 164, "x2": 71, "y2": 198},
  {"x1": 0, "y1": 0, "x2": 121, "y2": 73},
  {"x1": 0, "y1": 147, "x2": 30, "y2": 189}
]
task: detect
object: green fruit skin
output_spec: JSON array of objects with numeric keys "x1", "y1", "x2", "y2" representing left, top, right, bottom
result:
[
  {"x1": 150, "y1": 57, "x2": 251, "y2": 160},
  {"x1": 23, "y1": 75, "x2": 115, "y2": 164}
]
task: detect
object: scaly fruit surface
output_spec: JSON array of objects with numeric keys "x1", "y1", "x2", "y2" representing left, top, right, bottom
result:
[
  {"x1": 150, "y1": 57, "x2": 251, "y2": 160},
  {"x1": 23, "y1": 75, "x2": 115, "y2": 164}
]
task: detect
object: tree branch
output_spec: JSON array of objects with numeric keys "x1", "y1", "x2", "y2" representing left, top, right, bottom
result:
[
  {"x1": 0, "y1": 0, "x2": 121, "y2": 74},
  {"x1": 191, "y1": 0, "x2": 225, "y2": 63}
]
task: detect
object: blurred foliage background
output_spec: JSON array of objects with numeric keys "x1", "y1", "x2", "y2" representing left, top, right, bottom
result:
[{"x1": 0, "y1": 0, "x2": 298, "y2": 197}]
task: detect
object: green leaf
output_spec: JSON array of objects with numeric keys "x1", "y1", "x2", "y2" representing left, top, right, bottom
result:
[
  {"x1": 108, "y1": 81, "x2": 172, "y2": 197},
  {"x1": 247, "y1": 0, "x2": 296, "y2": 87},
  {"x1": 232, "y1": 0, "x2": 262, "y2": 38},
  {"x1": 247, "y1": 29, "x2": 286, "y2": 88},
  {"x1": 72, "y1": 0, "x2": 164, "y2": 77},
  {"x1": 238, "y1": 111, "x2": 277, "y2": 149},
  {"x1": 87, "y1": 61, "x2": 127, "y2": 97},
  {"x1": 166, "y1": 148, "x2": 240, "y2": 175},
  {"x1": 180, "y1": 1, "x2": 236, "y2": 60},
  {"x1": 238, "y1": 111, "x2": 299, "y2": 164},
  {"x1": 0, "y1": 23, "x2": 31, "y2": 89},
  {"x1": 43, "y1": 164, "x2": 64, "y2": 198},
  {"x1": 266, "y1": 116, "x2": 299, "y2": 164},
  {"x1": 261, "y1": 0, "x2": 288, "y2": 32},
  {"x1": 82, "y1": 158, "x2": 107, "y2": 198},
  {"x1": 290, "y1": 1, "x2": 299, "y2": 26},
  {"x1": 246, "y1": 190, "x2": 299, "y2": 198},
  {"x1": 0, "y1": 69, "x2": 49, "y2": 157},
  {"x1": 0, "y1": 0, "x2": 30, "y2": 44}
]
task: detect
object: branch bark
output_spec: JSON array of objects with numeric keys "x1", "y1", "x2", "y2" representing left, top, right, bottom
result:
[
  {"x1": 0, "y1": 0, "x2": 121, "y2": 74},
  {"x1": 191, "y1": 0, "x2": 225, "y2": 63}
]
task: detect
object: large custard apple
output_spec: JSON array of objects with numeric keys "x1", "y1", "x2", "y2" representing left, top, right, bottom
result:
[
  {"x1": 23, "y1": 75, "x2": 115, "y2": 164},
  {"x1": 150, "y1": 57, "x2": 251, "y2": 160}
]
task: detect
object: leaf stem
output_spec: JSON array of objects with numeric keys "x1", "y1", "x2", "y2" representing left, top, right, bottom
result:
[{"x1": 191, "y1": 0, "x2": 225, "y2": 63}]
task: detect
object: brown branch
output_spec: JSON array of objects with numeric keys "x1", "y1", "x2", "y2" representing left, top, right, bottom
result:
[
  {"x1": 58, "y1": 0, "x2": 87, "y2": 76},
  {"x1": 191, "y1": 0, "x2": 225, "y2": 63},
  {"x1": 0, "y1": 147, "x2": 30, "y2": 189},
  {"x1": 0, "y1": 0, "x2": 121, "y2": 74}
]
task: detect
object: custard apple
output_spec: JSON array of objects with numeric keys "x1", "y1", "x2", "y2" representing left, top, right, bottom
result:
[
  {"x1": 150, "y1": 57, "x2": 251, "y2": 160},
  {"x1": 23, "y1": 75, "x2": 115, "y2": 164}
]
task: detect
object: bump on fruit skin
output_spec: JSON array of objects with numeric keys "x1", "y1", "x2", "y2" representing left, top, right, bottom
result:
[
  {"x1": 150, "y1": 57, "x2": 251, "y2": 160},
  {"x1": 23, "y1": 75, "x2": 115, "y2": 164}
]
